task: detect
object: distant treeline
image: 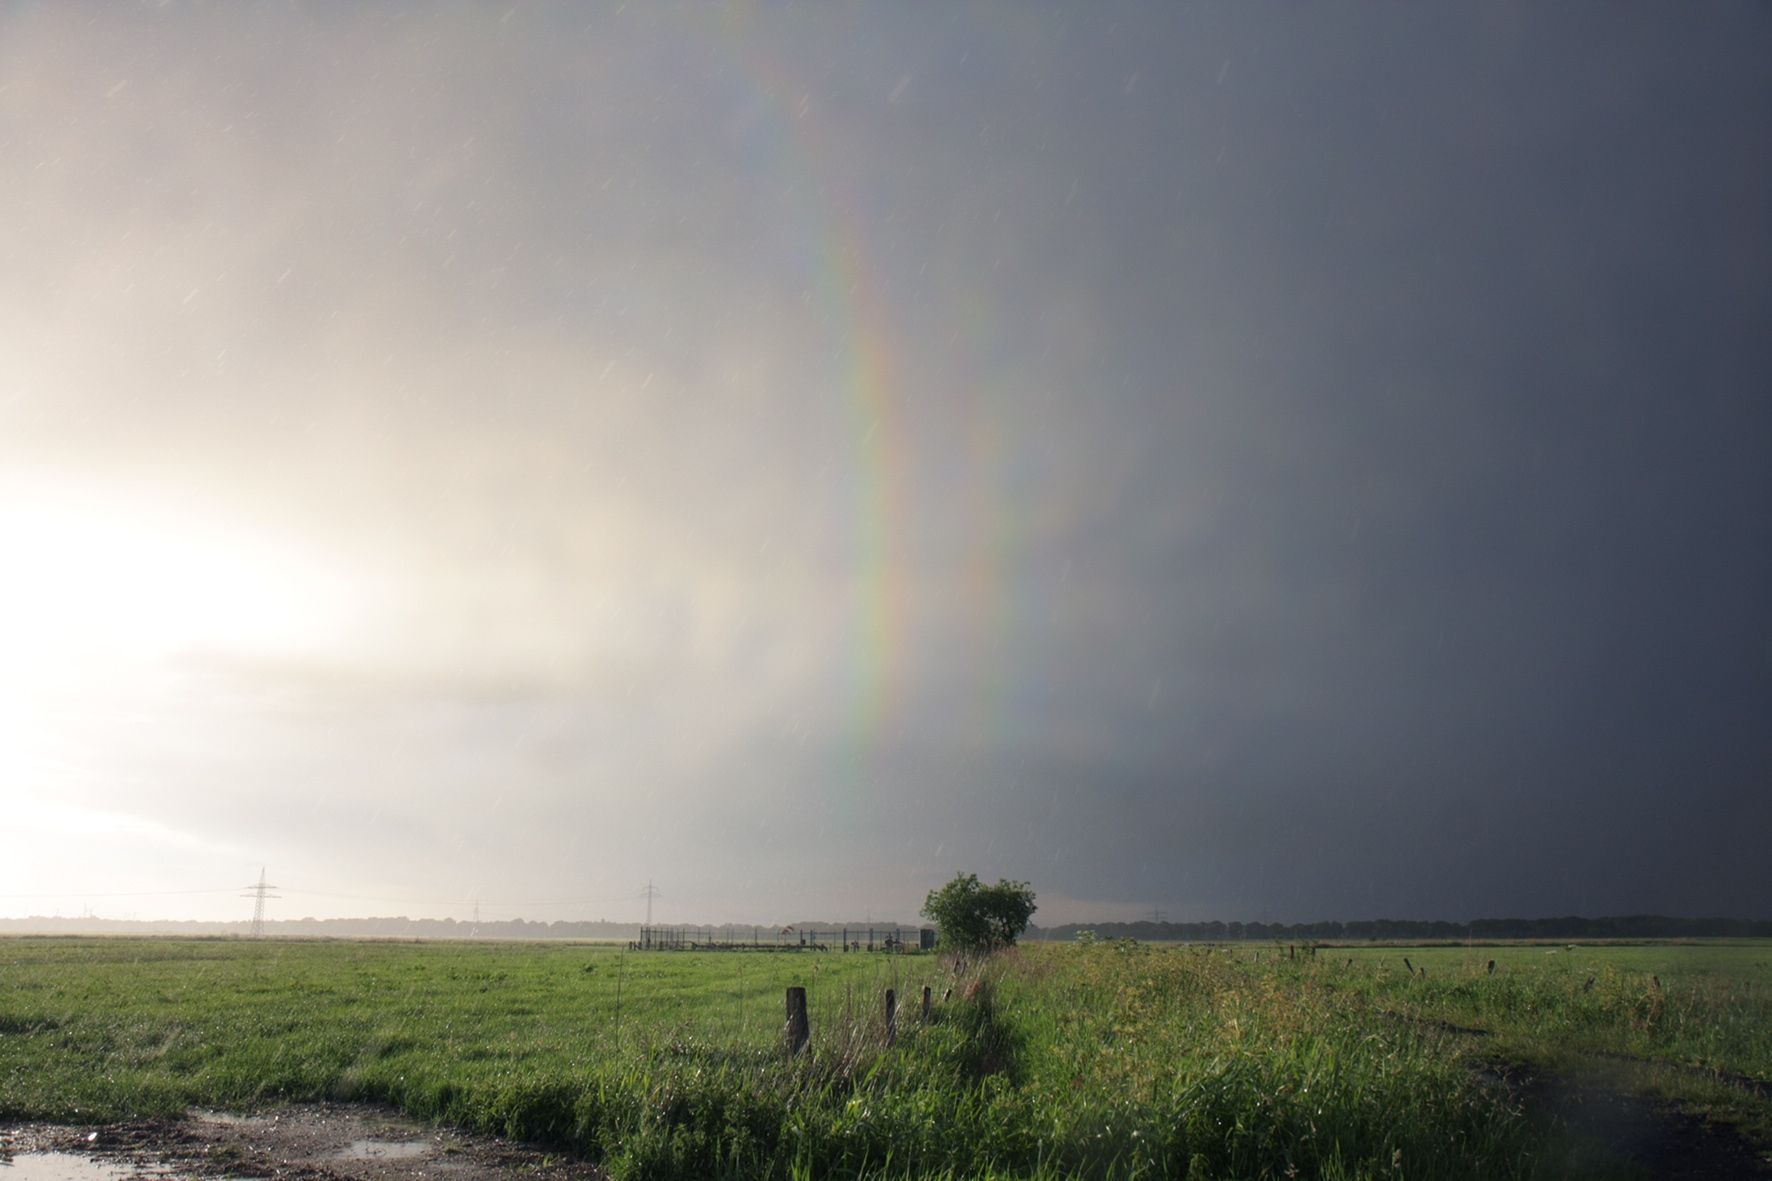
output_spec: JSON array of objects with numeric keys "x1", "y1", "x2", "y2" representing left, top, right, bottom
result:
[
  {"x1": 5, "y1": 913, "x2": 1769, "y2": 941},
  {"x1": 1032, "y1": 915, "x2": 1772, "y2": 942}
]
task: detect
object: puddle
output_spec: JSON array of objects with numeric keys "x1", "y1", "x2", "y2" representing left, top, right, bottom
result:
[
  {"x1": 0, "y1": 1152, "x2": 161, "y2": 1180},
  {"x1": 187, "y1": 1110, "x2": 270, "y2": 1128},
  {"x1": 337, "y1": 1138, "x2": 433, "y2": 1160}
]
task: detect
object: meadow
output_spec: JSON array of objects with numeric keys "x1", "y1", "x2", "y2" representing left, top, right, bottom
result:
[{"x1": 2, "y1": 936, "x2": 1768, "y2": 1179}]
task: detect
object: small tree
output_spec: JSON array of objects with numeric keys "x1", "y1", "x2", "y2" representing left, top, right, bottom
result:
[{"x1": 921, "y1": 873, "x2": 1037, "y2": 951}]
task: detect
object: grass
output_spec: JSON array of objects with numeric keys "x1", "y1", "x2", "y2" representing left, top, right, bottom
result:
[
  {"x1": 1325, "y1": 942, "x2": 1772, "y2": 1075},
  {"x1": 2, "y1": 936, "x2": 1769, "y2": 1178}
]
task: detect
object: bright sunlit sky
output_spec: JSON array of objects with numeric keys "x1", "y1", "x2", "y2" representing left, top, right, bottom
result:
[{"x1": 3, "y1": 4, "x2": 1769, "y2": 927}]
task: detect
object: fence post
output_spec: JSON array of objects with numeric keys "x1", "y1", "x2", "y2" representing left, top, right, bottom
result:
[
  {"x1": 884, "y1": 988, "x2": 896, "y2": 1046},
  {"x1": 922, "y1": 985, "x2": 932, "y2": 1017},
  {"x1": 785, "y1": 986, "x2": 810, "y2": 1057}
]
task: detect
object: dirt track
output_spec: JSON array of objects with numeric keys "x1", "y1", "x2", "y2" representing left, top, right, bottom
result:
[
  {"x1": 1546, "y1": 1084, "x2": 1770, "y2": 1180},
  {"x1": 1493, "y1": 1066, "x2": 1772, "y2": 1181}
]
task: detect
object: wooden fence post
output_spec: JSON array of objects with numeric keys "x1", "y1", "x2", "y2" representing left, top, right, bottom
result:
[
  {"x1": 884, "y1": 988, "x2": 896, "y2": 1046},
  {"x1": 922, "y1": 985, "x2": 932, "y2": 1018},
  {"x1": 785, "y1": 986, "x2": 810, "y2": 1057}
]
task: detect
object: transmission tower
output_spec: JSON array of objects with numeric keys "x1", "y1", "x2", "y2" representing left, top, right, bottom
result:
[
  {"x1": 242, "y1": 867, "x2": 280, "y2": 938},
  {"x1": 640, "y1": 880, "x2": 661, "y2": 931}
]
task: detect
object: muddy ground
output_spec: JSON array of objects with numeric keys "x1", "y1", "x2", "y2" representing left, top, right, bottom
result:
[
  {"x1": 0, "y1": 1105, "x2": 603, "y2": 1180},
  {"x1": 3, "y1": 1092, "x2": 1769, "y2": 1179}
]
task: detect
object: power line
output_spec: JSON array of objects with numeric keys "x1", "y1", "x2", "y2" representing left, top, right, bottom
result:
[
  {"x1": 640, "y1": 880, "x2": 661, "y2": 930},
  {"x1": 275, "y1": 886, "x2": 642, "y2": 909},
  {"x1": 241, "y1": 868, "x2": 280, "y2": 938},
  {"x1": 0, "y1": 888, "x2": 236, "y2": 899},
  {"x1": 3, "y1": 881, "x2": 645, "y2": 918}
]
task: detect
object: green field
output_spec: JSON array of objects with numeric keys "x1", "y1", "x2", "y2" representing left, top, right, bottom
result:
[{"x1": 2, "y1": 937, "x2": 1769, "y2": 1179}]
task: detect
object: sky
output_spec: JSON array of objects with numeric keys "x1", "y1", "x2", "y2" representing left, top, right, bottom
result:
[{"x1": 2, "y1": 4, "x2": 1768, "y2": 928}]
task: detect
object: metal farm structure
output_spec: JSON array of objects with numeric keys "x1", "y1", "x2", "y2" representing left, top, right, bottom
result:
[{"x1": 634, "y1": 924, "x2": 936, "y2": 952}]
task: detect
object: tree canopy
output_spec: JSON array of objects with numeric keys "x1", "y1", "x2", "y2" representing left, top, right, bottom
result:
[{"x1": 920, "y1": 873, "x2": 1037, "y2": 951}]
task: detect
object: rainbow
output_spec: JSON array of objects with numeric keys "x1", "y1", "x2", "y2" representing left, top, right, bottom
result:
[
  {"x1": 701, "y1": 14, "x2": 910, "y2": 754},
  {"x1": 696, "y1": 9, "x2": 1016, "y2": 765}
]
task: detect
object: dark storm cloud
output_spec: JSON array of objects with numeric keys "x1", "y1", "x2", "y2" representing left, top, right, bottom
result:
[{"x1": 841, "y1": 4, "x2": 1772, "y2": 919}]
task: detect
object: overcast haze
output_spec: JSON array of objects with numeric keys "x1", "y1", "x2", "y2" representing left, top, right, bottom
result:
[{"x1": 3, "y1": 4, "x2": 1769, "y2": 927}]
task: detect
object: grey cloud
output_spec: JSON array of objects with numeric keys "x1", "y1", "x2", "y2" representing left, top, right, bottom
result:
[{"x1": 2, "y1": 3, "x2": 1767, "y2": 924}]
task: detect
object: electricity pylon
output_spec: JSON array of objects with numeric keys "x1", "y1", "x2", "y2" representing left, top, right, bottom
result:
[{"x1": 242, "y1": 867, "x2": 280, "y2": 938}]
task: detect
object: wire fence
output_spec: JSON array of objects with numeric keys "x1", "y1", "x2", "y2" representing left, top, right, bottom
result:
[{"x1": 634, "y1": 924, "x2": 935, "y2": 952}]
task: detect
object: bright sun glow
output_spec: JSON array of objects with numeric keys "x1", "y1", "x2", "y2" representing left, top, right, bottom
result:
[
  {"x1": 0, "y1": 485, "x2": 365, "y2": 793},
  {"x1": 0, "y1": 488, "x2": 356, "y2": 689}
]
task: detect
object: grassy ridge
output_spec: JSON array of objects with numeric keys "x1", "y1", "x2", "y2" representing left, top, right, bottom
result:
[
  {"x1": 3, "y1": 937, "x2": 1769, "y2": 1178},
  {"x1": 1326, "y1": 942, "x2": 1772, "y2": 1079}
]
